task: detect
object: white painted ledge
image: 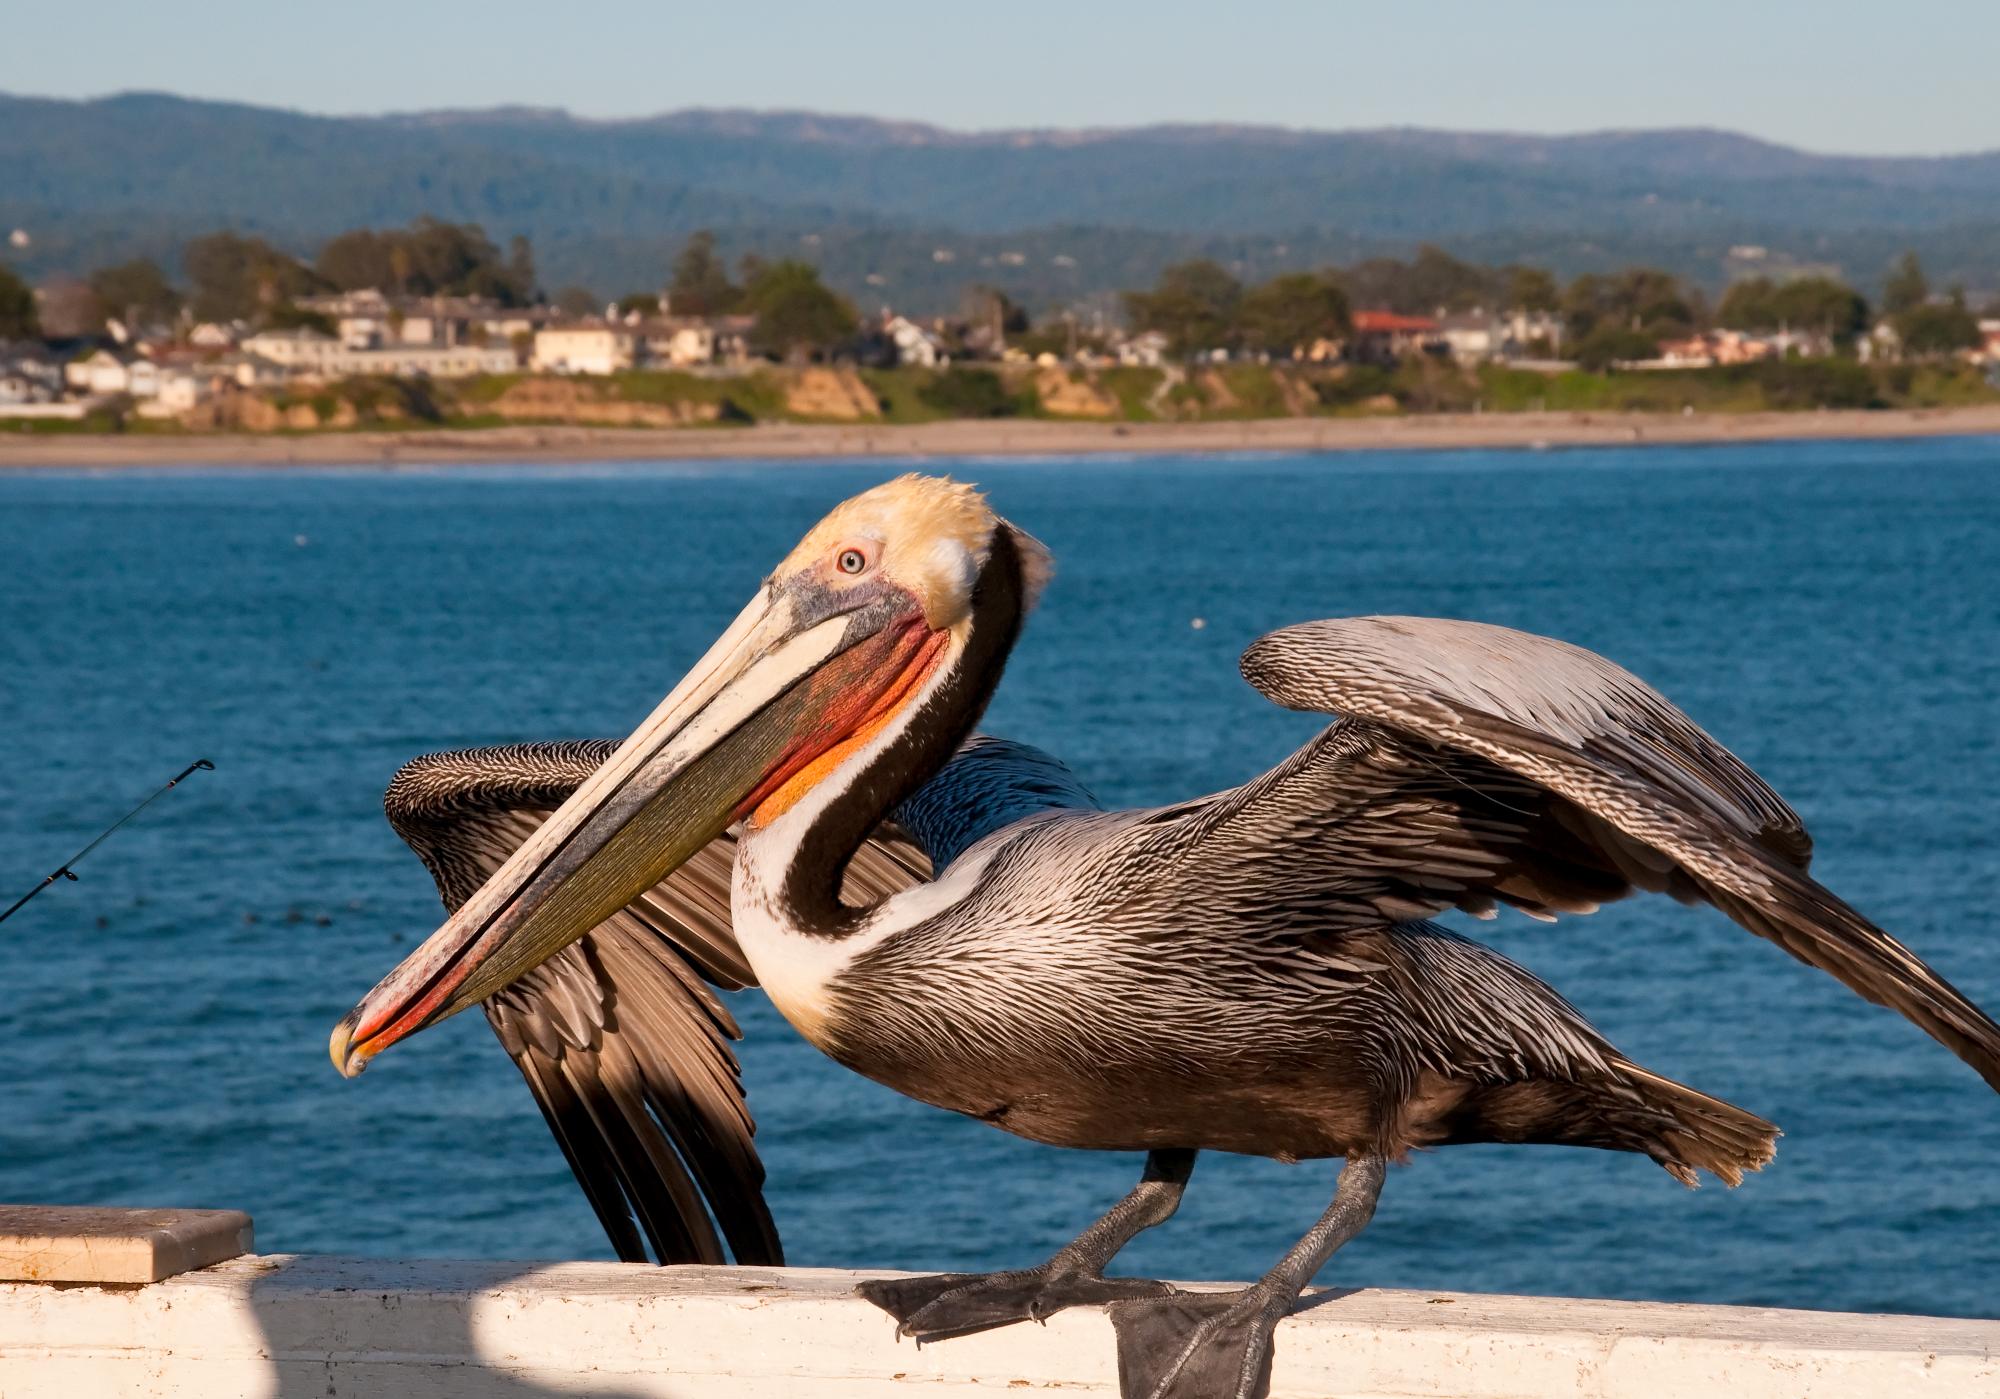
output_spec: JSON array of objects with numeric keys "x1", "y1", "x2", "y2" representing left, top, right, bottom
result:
[{"x1": 1, "y1": 1254, "x2": 1994, "y2": 1398}]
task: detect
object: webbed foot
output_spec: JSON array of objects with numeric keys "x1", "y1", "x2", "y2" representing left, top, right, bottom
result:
[
  {"x1": 1109, "y1": 1284, "x2": 1291, "y2": 1399},
  {"x1": 857, "y1": 1266, "x2": 1176, "y2": 1343}
]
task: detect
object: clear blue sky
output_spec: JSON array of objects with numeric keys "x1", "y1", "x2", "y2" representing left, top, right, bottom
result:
[{"x1": 4, "y1": 0, "x2": 1994, "y2": 156}]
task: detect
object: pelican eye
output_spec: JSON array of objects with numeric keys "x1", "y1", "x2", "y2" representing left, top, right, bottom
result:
[{"x1": 836, "y1": 547, "x2": 869, "y2": 575}]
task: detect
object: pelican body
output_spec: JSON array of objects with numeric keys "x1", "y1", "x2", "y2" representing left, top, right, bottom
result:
[{"x1": 335, "y1": 476, "x2": 2000, "y2": 1399}]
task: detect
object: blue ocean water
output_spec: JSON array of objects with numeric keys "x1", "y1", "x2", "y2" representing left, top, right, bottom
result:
[{"x1": 0, "y1": 439, "x2": 1994, "y2": 1320}]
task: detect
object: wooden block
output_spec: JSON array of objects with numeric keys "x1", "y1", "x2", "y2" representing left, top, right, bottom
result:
[{"x1": 0, "y1": 1205, "x2": 253, "y2": 1284}]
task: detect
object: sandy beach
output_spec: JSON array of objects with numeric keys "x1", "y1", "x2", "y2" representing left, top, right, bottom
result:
[{"x1": 4, "y1": 405, "x2": 1999, "y2": 468}]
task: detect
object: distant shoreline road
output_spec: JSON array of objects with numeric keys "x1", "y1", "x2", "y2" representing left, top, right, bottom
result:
[{"x1": 5, "y1": 406, "x2": 2000, "y2": 469}]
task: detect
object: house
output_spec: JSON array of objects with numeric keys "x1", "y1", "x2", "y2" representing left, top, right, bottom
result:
[
  {"x1": 188, "y1": 322, "x2": 241, "y2": 350},
  {"x1": 1348, "y1": 311, "x2": 1442, "y2": 364},
  {"x1": 0, "y1": 348, "x2": 63, "y2": 403},
  {"x1": 474, "y1": 305, "x2": 562, "y2": 343},
  {"x1": 125, "y1": 358, "x2": 162, "y2": 398},
  {"x1": 1116, "y1": 330, "x2": 1171, "y2": 367},
  {"x1": 296, "y1": 290, "x2": 394, "y2": 348},
  {"x1": 1975, "y1": 319, "x2": 2000, "y2": 365},
  {"x1": 1437, "y1": 311, "x2": 1500, "y2": 365},
  {"x1": 1858, "y1": 320, "x2": 1902, "y2": 363},
  {"x1": 134, "y1": 366, "x2": 215, "y2": 419},
  {"x1": 1502, "y1": 309, "x2": 1564, "y2": 355},
  {"x1": 64, "y1": 349, "x2": 137, "y2": 395},
  {"x1": 218, "y1": 353, "x2": 290, "y2": 390},
  {"x1": 1440, "y1": 309, "x2": 1569, "y2": 364},
  {"x1": 0, "y1": 369, "x2": 55, "y2": 405},
  {"x1": 1642, "y1": 330, "x2": 1787, "y2": 371},
  {"x1": 883, "y1": 315, "x2": 944, "y2": 368},
  {"x1": 241, "y1": 327, "x2": 344, "y2": 375},
  {"x1": 635, "y1": 316, "x2": 722, "y2": 368},
  {"x1": 531, "y1": 324, "x2": 639, "y2": 375},
  {"x1": 1649, "y1": 335, "x2": 1718, "y2": 368}
]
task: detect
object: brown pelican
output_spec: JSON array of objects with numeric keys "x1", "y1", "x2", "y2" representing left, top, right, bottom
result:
[{"x1": 334, "y1": 475, "x2": 2000, "y2": 1399}]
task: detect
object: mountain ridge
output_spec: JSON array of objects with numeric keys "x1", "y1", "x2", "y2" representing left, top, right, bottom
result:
[{"x1": 4, "y1": 92, "x2": 1996, "y2": 311}]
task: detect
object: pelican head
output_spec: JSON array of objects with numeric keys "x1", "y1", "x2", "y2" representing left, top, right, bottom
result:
[{"x1": 331, "y1": 475, "x2": 1047, "y2": 1077}]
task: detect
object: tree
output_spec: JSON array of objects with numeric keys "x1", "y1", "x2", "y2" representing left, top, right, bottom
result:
[
  {"x1": 506, "y1": 236, "x2": 537, "y2": 304},
  {"x1": 616, "y1": 291, "x2": 662, "y2": 317},
  {"x1": 1123, "y1": 259, "x2": 1242, "y2": 355},
  {"x1": 1505, "y1": 266, "x2": 1560, "y2": 313},
  {"x1": 88, "y1": 259, "x2": 180, "y2": 327},
  {"x1": 1719, "y1": 275, "x2": 1868, "y2": 347},
  {"x1": 264, "y1": 303, "x2": 337, "y2": 335},
  {"x1": 553, "y1": 286, "x2": 599, "y2": 318},
  {"x1": 1573, "y1": 325, "x2": 1661, "y2": 371},
  {"x1": 1896, "y1": 294, "x2": 1980, "y2": 357},
  {"x1": 0, "y1": 263, "x2": 39, "y2": 340},
  {"x1": 1341, "y1": 247, "x2": 1497, "y2": 315},
  {"x1": 1883, "y1": 252, "x2": 1929, "y2": 316},
  {"x1": 1770, "y1": 277, "x2": 1868, "y2": 345},
  {"x1": 184, "y1": 232, "x2": 322, "y2": 322},
  {"x1": 1403, "y1": 245, "x2": 1493, "y2": 313},
  {"x1": 313, "y1": 220, "x2": 534, "y2": 305},
  {"x1": 668, "y1": 231, "x2": 740, "y2": 316},
  {"x1": 1237, "y1": 272, "x2": 1350, "y2": 356},
  {"x1": 1563, "y1": 267, "x2": 1695, "y2": 341},
  {"x1": 742, "y1": 261, "x2": 858, "y2": 360},
  {"x1": 1716, "y1": 277, "x2": 1779, "y2": 331},
  {"x1": 315, "y1": 229, "x2": 396, "y2": 293},
  {"x1": 961, "y1": 286, "x2": 1031, "y2": 342}
]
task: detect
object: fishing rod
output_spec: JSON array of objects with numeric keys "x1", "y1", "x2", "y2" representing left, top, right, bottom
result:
[{"x1": 0, "y1": 759, "x2": 215, "y2": 927}]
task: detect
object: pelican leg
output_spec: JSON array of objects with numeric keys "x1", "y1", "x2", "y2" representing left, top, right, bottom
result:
[
  {"x1": 857, "y1": 1148, "x2": 1197, "y2": 1343},
  {"x1": 1109, "y1": 1153, "x2": 1385, "y2": 1399}
]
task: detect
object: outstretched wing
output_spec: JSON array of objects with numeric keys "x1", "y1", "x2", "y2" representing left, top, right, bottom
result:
[
  {"x1": 384, "y1": 739, "x2": 932, "y2": 1266},
  {"x1": 1200, "y1": 615, "x2": 2000, "y2": 1090}
]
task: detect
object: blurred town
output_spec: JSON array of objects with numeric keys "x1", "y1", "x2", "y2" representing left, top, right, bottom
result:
[{"x1": 4, "y1": 221, "x2": 1999, "y2": 432}]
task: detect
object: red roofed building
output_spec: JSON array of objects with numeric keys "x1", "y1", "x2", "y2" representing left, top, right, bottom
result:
[{"x1": 1349, "y1": 310, "x2": 1443, "y2": 363}]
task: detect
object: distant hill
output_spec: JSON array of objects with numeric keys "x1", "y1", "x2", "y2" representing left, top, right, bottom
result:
[{"x1": 4, "y1": 93, "x2": 1997, "y2": 312}]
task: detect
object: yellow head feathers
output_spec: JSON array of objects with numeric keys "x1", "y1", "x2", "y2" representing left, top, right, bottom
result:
[{"x1": 777, "y1": 475, "x2": 1051, "y2": 627}]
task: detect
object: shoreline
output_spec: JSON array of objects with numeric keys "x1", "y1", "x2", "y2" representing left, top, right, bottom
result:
[{"x1": 4, "y1": 404, "x2": 2000, "y2": 468}]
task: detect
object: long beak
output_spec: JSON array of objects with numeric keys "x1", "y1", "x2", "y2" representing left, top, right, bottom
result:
[{"x1": 331, "y1": 584, "x2": 934, "y2": 1078}]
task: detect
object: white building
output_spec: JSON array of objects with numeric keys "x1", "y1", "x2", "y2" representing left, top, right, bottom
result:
[
  {"x1": 1437, "y1": 309, "x2": 1566, "y2": 365},
  {"x1": 883, "y1": 315, "x2": 943, "y2": 368},
  {"x1": 637, "y1": 317, "x2": 720, "y2": 368},
  {"x1": 241, "y1": 327, "x2": 516, "y2": 380},
  {"x1": 1116, "y1": 330, "x2": 1171, "y2": 367},
  {"x1": 531, "y1": 324, "x2": 638, "y2": 375},
  {"x1": 239, "y1": 327, "x2": 343, "y2": 373},
  {"x1": 1859, "y1": 320, "x2": 1901, "y2": 363},
  {"x1": 64, "y1": 349, "x2": 136, "y2": 395},
  {"x1": 1976, "y1": 319, "x2": 2000, "y2": 365},
  {"x1": 155, "y1": 367, "x2": 211, "y2": 412}
]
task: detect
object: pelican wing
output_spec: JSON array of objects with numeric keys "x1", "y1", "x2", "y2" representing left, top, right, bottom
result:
[
  {"x1": 384, "y1": 740, "x2": 931, "y2": 1266},
  {"x1": 1221, "y1": 615, "x2": 2000, "y2": 1090}
]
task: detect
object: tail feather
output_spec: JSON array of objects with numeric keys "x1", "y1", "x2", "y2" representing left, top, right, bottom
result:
[
  {"x1": 1438, "y1": 1061, "x2": 1779, "y2": 1187},
  {"x1": 1606, "y1": 1060, "x2": 1779, "y2": 1187}
]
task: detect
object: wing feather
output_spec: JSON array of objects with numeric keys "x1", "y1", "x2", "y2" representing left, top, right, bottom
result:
[{"x1": 1229, "y1": 615, "x2": 2000, "y2": 1091}]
